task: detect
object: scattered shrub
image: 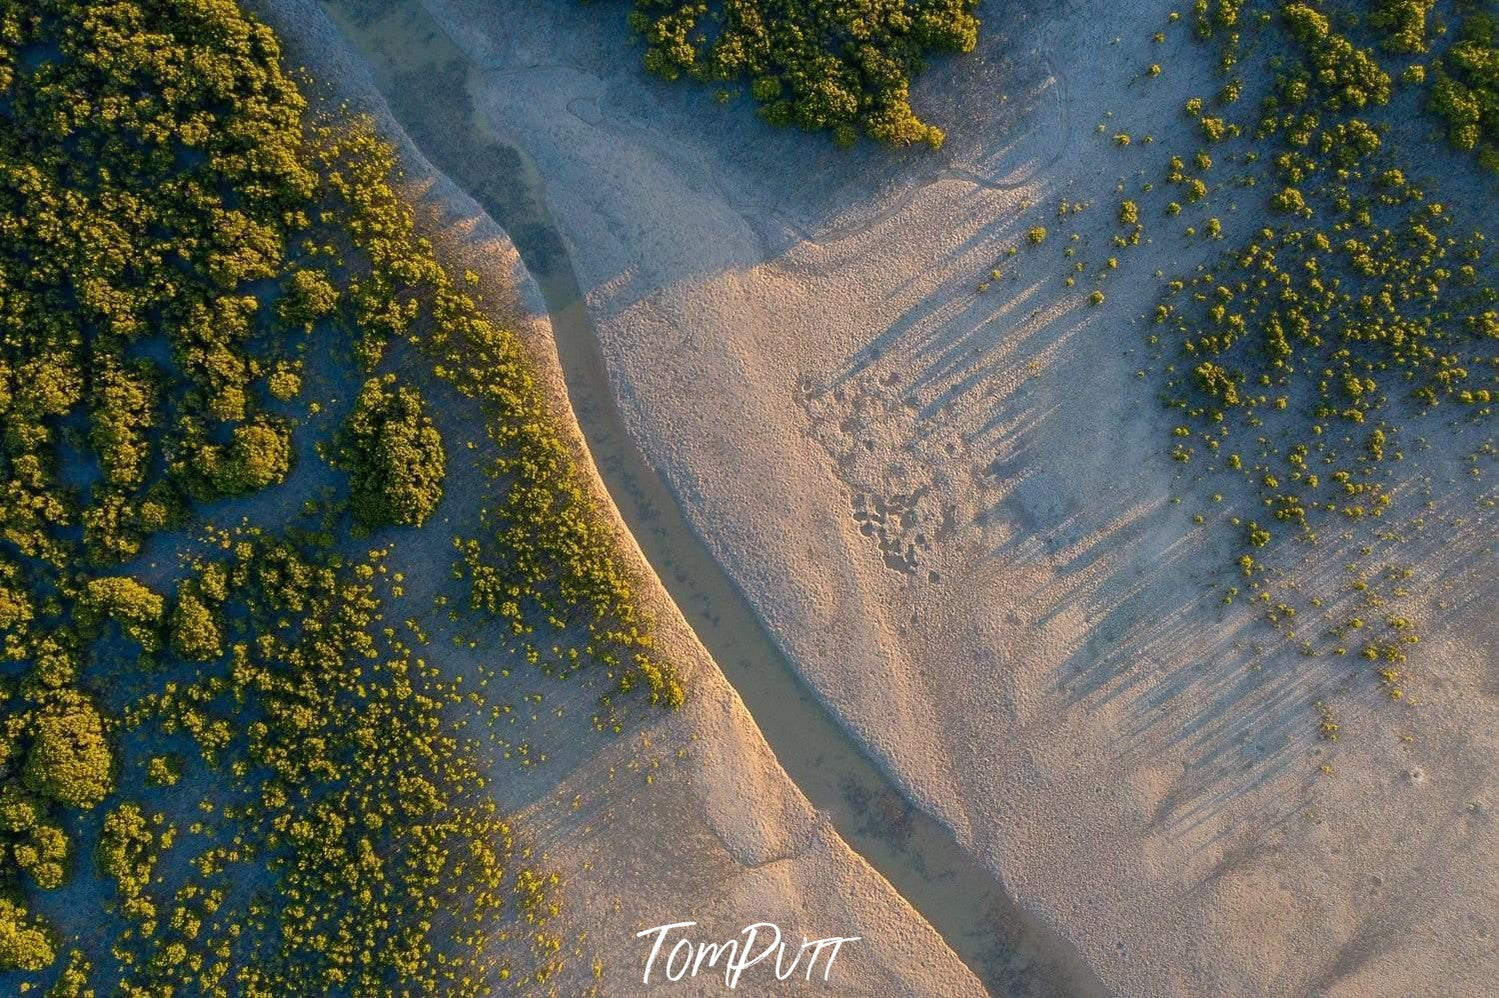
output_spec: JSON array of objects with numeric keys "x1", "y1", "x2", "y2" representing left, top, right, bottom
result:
[{"x1": 1428, "y1": 13, "x2": 1499, "y2": 168}]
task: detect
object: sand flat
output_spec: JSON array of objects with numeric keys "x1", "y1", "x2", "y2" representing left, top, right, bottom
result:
[
  {"x1": 250, "y1": 0, "x2": 999, "y2": 992},
  {"x1": 266, "y1": 0, "x2": 1498, "y2": 993}
]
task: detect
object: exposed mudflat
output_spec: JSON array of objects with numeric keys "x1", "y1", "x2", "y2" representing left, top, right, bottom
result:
[{"x1": 260, "y1": 0, "x2": 1499, "y2": 994}]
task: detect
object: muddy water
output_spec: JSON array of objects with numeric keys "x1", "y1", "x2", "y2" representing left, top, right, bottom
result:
[{"x1": 316, "y1": 2, "x2": 1104, "y2": 994}]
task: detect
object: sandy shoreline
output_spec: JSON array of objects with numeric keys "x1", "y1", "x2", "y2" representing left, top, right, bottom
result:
[
  {"x1": 258, "y1": 0, "x2": 1498, "y2": 994},
  {"x1": 252, "y1": 0, "x2": 1005, "y2": 992}
]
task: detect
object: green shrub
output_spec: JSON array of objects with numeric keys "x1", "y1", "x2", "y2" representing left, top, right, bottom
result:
[
  {"x1": 0, "y1": 898, "x2": 54, "y2": 972},
  {"x1": 97, "y1": 803, "x2": 156, "y2": 899},
  {"x1": 629, "y1": 0, "x2": 980, "y2": 148},
  {"x1": 169, "y1": 593, "x2": 222, "y2": 662},
  {"x1": 276, "y1": 269, "x2": 339, "y2": 329},
  {"x1": 339, "y1": 376, "x2": 447, "y2": 528},
  {"x1": 145, "y1": 755, "x2": 181, "y2": 787},
  {"x1": 0, "y1": 0, "x2": 679, "y2": 984},
  {"x1": 23, "y1": 694, "x2": 113, "y2": 810},
  {"x1": 1281, "y1": 4, "x2": 1391, "y2": 110},
  {"x1": 1428, "y1": 13, "x2": 1499, "y2": 168},
  {"x1": 77, "y1": 577, "x2": 164, "y2": 652},
  {"x1": 1370, "y1": 0, "x2": 1436, "y2": 54},
  {"x1": 222, "y1": 422, "x2": 294, "y2": 493}
]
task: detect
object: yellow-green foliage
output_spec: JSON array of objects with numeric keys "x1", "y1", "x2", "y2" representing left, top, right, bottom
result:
[
  {"x1": 0, "y1": 784, "x2": 68, "y2": 891},
  {"x1": 96, "y1": 803, "x2": 157, "y2": 903},
  {"x1": 21, "y1": 693, "x2": 114, "y2": 810},
  {"x1": 0, "y1": 0, "x2": 313, "y2": 565},
  {"x1": 629, "y1": 0, "x2": 980, "y2": 148},
  {"x1": 169, "y1": 590, "x2": 222, "y2": 662},
  {"x1": 0, "y1": 898, "x2": 53, "y2": 972},
  {"x1": 1369, "y1": 0, "x2": 1436, "y2": 54},
  {"x1": 126, "y1": 535, "x2": 552, "y2": 993},
  {"x1": 339, "y1": 375, "x2": 447, "y2": 528},
  {"x1": 1150, "y1": 0, "x2": 1498, "y2": 679},
  {"x1": 1192, "y1": 0, "x2": 1247, "y2": 40},
  {"x1": 47, "y1": 951, "x2": 92, "y2": 998},
  {"x1": 1279, "y1": 4, "x2": 1391, "y2": 110},
  {"x1": 1429, "y1": 11, "x2": 1499, "y2": 169},
  {"x1": 0, "y1": 0, "x2": 679, "y2": 988},
  {"x1": 76, "y1": 577, "x2": 164, "y2": 651},
  {"x1": 275, "y1": 268, "x2": 340, "y2": 330},
  {"x1": 317, "y1": 119, "x2": 684, "y2": 708},
  {"x1": 145, "y1": 754, "x2": 181, "y2": 788}
]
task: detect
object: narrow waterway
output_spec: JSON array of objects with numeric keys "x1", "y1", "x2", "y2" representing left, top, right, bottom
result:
[{"x1": 316, "y1": 2, "x2": 1105, "y2": 994}]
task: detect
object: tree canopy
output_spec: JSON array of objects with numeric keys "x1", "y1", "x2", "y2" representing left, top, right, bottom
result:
[{"x1": 629, "y1": 0, "x2": 981, "y2": 148}]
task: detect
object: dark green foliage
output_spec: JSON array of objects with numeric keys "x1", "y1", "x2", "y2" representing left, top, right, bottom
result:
[
  {"x1": 340, "y1": 376, "x2": 447, "y2": 528},
  {"x1": 0, "y1": 0, "x2": 314, "y2": 565},
  {"x1": 276, "y1": 268, "x2": 340, "y2": 330},
  {"x1": 629, "y1": 0, "x2": 981, "y2": 148},
  {"x1": 1369, "y1": 0, "x2": 1436, "y2": 54},
  {"x1": 1428, "y1": 12, "x2": 1499, "y2": 169},
  {"x1": 0, "y1": 0, "x2": 681, "y2": 987}
]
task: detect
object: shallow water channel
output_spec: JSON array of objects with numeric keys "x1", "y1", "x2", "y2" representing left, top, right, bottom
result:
[{"x1": 317, "y1": 2, "x2": 1102, "y2": 993}]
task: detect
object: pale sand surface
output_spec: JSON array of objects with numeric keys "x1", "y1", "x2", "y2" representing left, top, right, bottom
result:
[
  {"x1": 267, "y1": 0, "x2": 1496, "y2": 994},
  {"x1": 253, "y1": 0, "x2": 988, "y2": 993}
]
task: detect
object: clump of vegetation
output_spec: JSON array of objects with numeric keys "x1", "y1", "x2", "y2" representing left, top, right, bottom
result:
[
  {"x1": 319, "y1": 118, "x2": 682, "y2": 706},
  {"x1": 1428, "y1": 10, "x2": 1499, "y2": 170},
  {"x1": 77, "y1": 577, "x2": 164, "y2": 652},
  {"x1": 145, "y1": 755, "x2": 181, "y2": 788},
  {"x1": 169, "y1": 587, "x2": 222, "y2": 662},
  {"x1": 339, "y1": 376, "x2": 447, "y2": 528},
  {"x1": 0, "y1": 899, "x2": 54, "y2": 972},
  {"x1": 21, "y1": 693, "x2": 115, "y2": 810},
  {"x1": 0, "y1": 783, "x2": 69, "y2": 891},
  {"x1": 1145, "y1": 0, "x2": 1498, "y2": 711},
  {"x1": 0, "y1": 0, "x2": 681, "y2": 988},
  {"x1": 1279, "y1": 3, "x2": 1391, "y2": 110},
  {"x1": 276, "y1": 268, "x2": 340, "y2": 330},
  {"x1": 95, "y1": 802, "x2": 159, "y2": 918},
  {"x1": 629, "y1": 0, "x2": 981, "y2": 148},
  {"x1": 1369, "y1": 0, "x2": 1437, "y2": 54},
  {"x1": 0, "y1": 0, "x2": 314, "y2": 565},
  {"x1": 118, "y1": 534, "x2": 553, "y2": 994}
]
